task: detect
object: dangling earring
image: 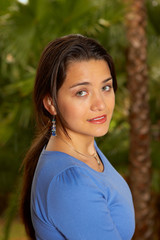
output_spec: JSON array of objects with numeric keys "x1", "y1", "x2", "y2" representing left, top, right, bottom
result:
[{"x1": 51, "y1": 117, "x2": 56, "y2": 136}]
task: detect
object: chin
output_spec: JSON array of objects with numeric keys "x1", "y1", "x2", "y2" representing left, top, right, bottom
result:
[{"x1": 93, "y1": 127, "x2": 109, "y2": 137}]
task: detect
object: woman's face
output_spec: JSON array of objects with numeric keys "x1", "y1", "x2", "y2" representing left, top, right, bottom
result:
[{"x1": 57, "y1": 59, "x2": 115, "y2": 138}]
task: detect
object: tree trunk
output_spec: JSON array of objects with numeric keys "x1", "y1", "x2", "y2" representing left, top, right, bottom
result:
[{"x1": 125, "y1": 0, "x2": 154, "y2": 239}]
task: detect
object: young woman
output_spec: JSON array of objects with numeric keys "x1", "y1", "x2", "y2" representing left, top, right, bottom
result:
[{"x1": 20, "y1": 34, "x2": 135, "y2": 240}]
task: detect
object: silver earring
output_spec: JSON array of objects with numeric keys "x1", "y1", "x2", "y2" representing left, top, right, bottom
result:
[{"x1": 51, "y1": 117, "x2": 56, "y2": 136}]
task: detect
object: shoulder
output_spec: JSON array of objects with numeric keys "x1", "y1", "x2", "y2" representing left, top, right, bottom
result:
[
  {"x1": 36, "y1": 150, "x2": 80, "y2": 179},
  {"x1": 32, "y1": 160, "x2": 102, "y2": 214},
  {"x1": 32, "y1": 152, "x2": 101, "y2": 213},
  {"x1": 46, "y1": 166, "x2": 105, "y2": 215},
  {"x1": 33, "y1": 150, "x2": 99, "y2": 193},
  {"x1": 48, "y1": 165, "x2": 96, "y2": 191}
]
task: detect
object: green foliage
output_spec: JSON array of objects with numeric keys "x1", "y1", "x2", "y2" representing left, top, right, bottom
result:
[
  {"x1": 1, "y1": 184, "x2": 20, "y2": 240},
  {"x1": 146, "y1": 0, "x2": 160, "y2": 195},
  {"x1": 146, "y1": 0, "x2": 160, "y2": 124},
  {"x1": 147, "y1": 0, "x2": 160, "y2": 35}
]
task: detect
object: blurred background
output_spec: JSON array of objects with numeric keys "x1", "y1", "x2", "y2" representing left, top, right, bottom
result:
[{"x1": 0, "y1": 0, "x2": 160, "y2": 239}]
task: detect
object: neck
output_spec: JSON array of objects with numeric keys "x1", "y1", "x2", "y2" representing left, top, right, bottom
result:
[{"x1": 56, "y1": 129, "x2": 95, "y2": 156}]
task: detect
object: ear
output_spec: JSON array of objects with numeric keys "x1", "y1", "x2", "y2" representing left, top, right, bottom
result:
[{"x1": 43, "y1": 95, "x2": 57, "y2": 116}]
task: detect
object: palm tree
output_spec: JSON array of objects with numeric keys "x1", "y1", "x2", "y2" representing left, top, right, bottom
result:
[{"x1": 125, "y1": 0, "x2": 154, "y2": 239}]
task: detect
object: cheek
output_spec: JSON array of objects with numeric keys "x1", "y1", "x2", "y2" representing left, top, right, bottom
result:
[
  {"x1": 59, "y1": 100, "x2": 82, "y2": 120},
  {"x1": 107, "y1": 94, "x2": 115, "y2": 112},
  {"x1": 112, "y1": 97, "x2": 115, "y2": 111}
]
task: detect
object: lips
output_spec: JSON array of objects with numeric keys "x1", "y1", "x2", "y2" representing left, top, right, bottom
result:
[{"x1": 87, "y1": 115, "x2": 107, "y2": 124}]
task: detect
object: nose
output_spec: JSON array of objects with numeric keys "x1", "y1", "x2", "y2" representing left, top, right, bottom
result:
[{"x1": 90, "y1": 92, "x2": 106, "y2": 112}]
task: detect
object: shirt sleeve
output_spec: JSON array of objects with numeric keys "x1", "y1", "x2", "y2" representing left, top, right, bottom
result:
[{"x1": 47, "y1": 166, "x2": 122, "y2": 240}]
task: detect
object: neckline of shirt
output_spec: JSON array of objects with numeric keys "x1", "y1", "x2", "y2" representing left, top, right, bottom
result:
[{"x1": 43, "y1": 143, "x2": 106, "y2": 175}]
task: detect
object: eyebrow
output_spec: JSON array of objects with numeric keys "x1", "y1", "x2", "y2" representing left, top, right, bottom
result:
[{"x1": 69, "y1": 77, "x2": 113, "y2": 89}]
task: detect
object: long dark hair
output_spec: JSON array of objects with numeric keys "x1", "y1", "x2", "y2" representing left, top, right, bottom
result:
[{"x1": 20, "y1": 34, "x2": 117, "y2": 239}]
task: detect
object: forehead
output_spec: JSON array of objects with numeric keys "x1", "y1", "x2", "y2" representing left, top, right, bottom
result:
[{"x1": 65, "y1": 59, "x2": 111, "y2": 84}]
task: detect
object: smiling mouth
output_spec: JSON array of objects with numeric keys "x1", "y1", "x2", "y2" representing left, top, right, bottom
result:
[{"x1": 87, "y1": 115, "x2": 107, "y2": 124}]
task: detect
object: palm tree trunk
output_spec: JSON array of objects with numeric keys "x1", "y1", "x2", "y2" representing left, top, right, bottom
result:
[{"x1": 125, "y1": 0, "x2": 154, "y2": 239}]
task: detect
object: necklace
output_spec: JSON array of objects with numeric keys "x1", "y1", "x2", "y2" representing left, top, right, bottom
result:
[{"x1": 56, "y1": 136, "x2": 101, "y2": 166}]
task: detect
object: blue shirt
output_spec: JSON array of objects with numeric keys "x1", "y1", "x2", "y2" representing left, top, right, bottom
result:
[{"x1": 31, "y1": 142, "x2": 135, "y2": 240}]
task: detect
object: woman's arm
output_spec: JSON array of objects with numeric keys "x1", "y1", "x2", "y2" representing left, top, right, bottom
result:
[{"x1": 47, "y1": 166, "x2": 122, "y2": 240}]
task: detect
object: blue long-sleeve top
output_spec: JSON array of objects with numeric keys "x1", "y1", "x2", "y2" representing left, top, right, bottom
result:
[{"x1": 31, "y1": 142, "x2": 135, "y2": 240}]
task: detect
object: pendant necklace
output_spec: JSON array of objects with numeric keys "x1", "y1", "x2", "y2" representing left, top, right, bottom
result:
[{"x1": 55, "y1": 136, "x2": 101, "y2": 166}]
